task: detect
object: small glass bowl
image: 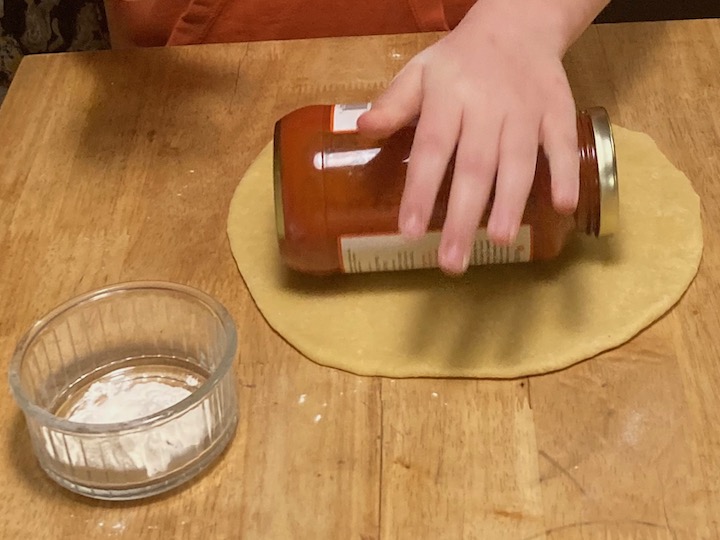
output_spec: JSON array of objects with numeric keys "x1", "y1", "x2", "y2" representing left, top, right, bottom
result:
[{"x1": 8, "y1": 281, "x2": 238, "y2": 501}]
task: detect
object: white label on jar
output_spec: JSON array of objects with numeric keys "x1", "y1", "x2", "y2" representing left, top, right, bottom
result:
[
  {"x1": 339, "y1": 226, "x2": 532, "y2": 273},
  {"x1": 331, "y1": 103, "x2": 372, "y2": 133}
]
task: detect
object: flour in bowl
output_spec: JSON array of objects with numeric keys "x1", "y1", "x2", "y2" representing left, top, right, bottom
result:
[{"x1": 41, "y1": 376, "x2": 209, "y2": 477}]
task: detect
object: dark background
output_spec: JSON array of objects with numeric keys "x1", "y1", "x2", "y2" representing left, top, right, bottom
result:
[{"x1": 597, "y1": 0, "x2": 720, "y2": 23}]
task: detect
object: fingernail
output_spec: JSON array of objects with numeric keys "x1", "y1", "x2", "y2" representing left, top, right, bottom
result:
[
  {"x1": 490, "y1": 219, "x2": 518, "y2": 246},
  {"x1": 507, "y1": 222, "x2": 519, "y2": 243},
  {"x1": 555, "y1": 194, "x2": 578, "y2": 215},
  {"x1": 440, "y1": 242, "x2": 468, "y2": 274},
  {"x1": 401, "y1": 212, "x2": 423, "y2": 239},
  {"x1": 462, "y1": 251, "x2": 470, "y2": 270}
]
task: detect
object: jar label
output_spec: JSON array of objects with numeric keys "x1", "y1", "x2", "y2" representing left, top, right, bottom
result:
[
  {"x1": 331, "y1": 103, "x2": 372, "y2": 133},
  {"x1": 338, "y1": 226, "x2": 532, "y2": 273}
]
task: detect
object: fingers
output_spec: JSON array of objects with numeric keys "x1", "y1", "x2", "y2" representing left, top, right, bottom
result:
[
  {"x1": 397, "y1": 76, "x2": 462, "y2": 239},
  {"x1": 541, "y1": 89, "x2": 579, "y2": 214},
  {"x1": 356, "y1": 61, "x2": 423, "y2": 139},
  {"x1": 438, "y1": 111, "x2": 501, "y2": 274},
  {"x1": 487, "y1": 116, "x2": 540, "y2": 245},
  {"x1": 360, "y1": 50, "x2": 577, "y2": 275}
]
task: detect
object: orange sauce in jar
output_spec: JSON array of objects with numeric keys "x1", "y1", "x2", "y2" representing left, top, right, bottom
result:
[{"x1": 273, "y1": 104, "x2": 618, "y2": 275}]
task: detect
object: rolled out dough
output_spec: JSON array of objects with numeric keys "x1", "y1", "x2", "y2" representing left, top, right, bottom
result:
[{"x1": 227, "y1": 126, "x2": 702, "y2": 378}]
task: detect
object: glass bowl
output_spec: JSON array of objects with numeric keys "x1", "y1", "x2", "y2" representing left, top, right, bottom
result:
[{"x1": 8, "y1": 281, "x2": 238, "y2": 500}]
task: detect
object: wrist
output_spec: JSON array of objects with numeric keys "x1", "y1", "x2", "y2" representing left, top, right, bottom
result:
[
  {"x1": 462, "y1": 0, "x2": 606, "y2": 56},
  {"x1": 542, "y1": 0, "x2": 611, "y2": 51}
]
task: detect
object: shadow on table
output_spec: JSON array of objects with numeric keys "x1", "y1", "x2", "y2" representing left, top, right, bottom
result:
[
  {"x1": 60, "y1": 44, "x2": 262, "y2": 175},
  {"x1": 280, "y1": 236, "x2": 619, "y2": 373},
  {"x1": 405, "y1": 238, "x2": 619, "y2": 372}
]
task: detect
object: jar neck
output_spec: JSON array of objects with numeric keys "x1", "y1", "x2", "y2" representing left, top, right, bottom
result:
[{"x1": 574, "y1": 110, "x2": 601, "y2": 236}]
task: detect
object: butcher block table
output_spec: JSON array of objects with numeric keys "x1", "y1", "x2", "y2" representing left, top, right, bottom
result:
[{"x1": 1, "y1": 19, "x2": 719, "y2": 540}]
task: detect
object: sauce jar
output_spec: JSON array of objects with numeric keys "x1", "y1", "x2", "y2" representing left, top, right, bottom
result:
[{"x1": 273, "y1": 103, "x2": 618, "y2": 275}]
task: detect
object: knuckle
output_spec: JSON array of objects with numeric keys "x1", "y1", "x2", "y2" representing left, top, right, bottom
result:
[
  {"x1": 412, "y1": 128, "x2": 452, "y2": 155},
  {"x1": 455, "y1": 151, "x2": 496, "y2": 181},
  {"x1": 501, "y1": 134, "x2": 536, "y2": 159},
  {"x1": 551, "y1": 126, "x2": 577, "y2": 150},
  {"x1": 453, "y1": 81, "x2": 472, "y2": 102}
]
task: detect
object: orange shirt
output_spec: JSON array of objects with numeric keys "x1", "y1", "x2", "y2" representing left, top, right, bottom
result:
[{"x1": 106, "y1": 0, "x2": 476, "y2": 47}]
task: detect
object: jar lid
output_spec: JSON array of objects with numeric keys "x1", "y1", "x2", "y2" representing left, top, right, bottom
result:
[
  {"x1": 273, "y1": 122, "x2": 286, "y2": 241},
  {"x1": 588, "y1": 107, "x2": 619, "y2": 236}
]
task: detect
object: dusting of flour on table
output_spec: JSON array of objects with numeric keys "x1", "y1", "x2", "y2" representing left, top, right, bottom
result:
[{"x1": 42, "y1": 377, "x2": 208, "y2": 476}]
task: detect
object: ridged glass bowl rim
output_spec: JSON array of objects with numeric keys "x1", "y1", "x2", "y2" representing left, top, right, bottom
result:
[{"x1": 8, "y1": 281, "x2": 237, "y2": 435}]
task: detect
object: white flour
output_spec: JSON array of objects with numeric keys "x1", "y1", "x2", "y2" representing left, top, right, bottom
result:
[{"x1": 41, "y1": 377, "x2": 209, "y2": 477}]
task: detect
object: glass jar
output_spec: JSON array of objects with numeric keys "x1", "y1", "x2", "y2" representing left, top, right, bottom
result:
[{"x1": 273, "y1": 103, "x2": 618, "y2": 274}]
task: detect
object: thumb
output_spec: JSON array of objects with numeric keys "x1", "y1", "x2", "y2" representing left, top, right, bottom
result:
[{"x1": 357, "y1": 62, "x2": 423, "y2": 138}]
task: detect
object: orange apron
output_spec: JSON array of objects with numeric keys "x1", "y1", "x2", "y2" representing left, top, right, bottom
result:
[{"x1": 109, "y1": 0, "x2": 476, "y2": 47}]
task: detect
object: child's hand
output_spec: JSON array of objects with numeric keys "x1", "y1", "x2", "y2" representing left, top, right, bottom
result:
[{"x1": 358, "y1": 0, "x2": 588, "y2": 274}]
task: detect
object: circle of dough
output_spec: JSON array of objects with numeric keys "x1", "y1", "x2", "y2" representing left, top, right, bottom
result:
[{"x1": 227, "y1": 126, "x2": 702, "y2": 378}]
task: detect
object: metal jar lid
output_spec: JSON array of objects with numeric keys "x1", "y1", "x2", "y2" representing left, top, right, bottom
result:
[
  {"x1": 273, "y1": 122, "x2": 286, "y2": 241},
  {"x1": 587, "y1": 107, "x2": 620, "y2": 236}
]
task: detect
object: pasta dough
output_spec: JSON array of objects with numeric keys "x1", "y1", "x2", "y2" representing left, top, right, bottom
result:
[{"x1": 227, "y1": 126, "x2": 702, "y2": 378}]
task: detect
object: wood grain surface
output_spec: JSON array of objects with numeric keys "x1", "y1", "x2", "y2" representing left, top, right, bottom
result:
[{"x1": 1, "y1": 20, "x2": 718, "y2": 540}]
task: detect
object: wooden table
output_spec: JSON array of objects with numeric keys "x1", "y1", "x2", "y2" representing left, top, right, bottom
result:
[{"x1": 1, "y1": 19, "x2": 719, "y2": 540}]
